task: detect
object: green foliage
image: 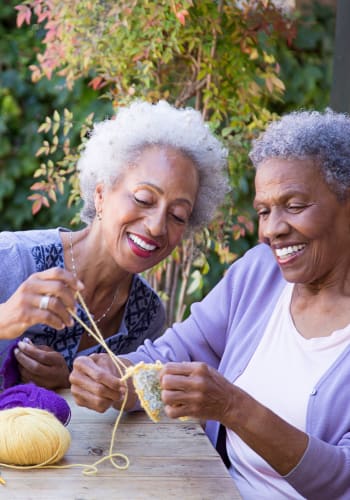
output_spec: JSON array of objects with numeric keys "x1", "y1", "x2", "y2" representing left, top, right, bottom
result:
[
  {"x1": 271, "y1": 1, "x2": 335, "y2": 112},
  {"x1": 13, "y1": 0, "x2": 297, "y2": 323},
  {"x1": 4, "y1": 0, "x2": 335, "y2": 323},
  {"x1": 21, "y1": 0, "x2": 293, "y2": 222},
  {"x1": 0, "y1": 1, "x2": 43, "y2": 228},
  {"x1": 0, "y1": 0, "x2": 112, "y2": 230}
]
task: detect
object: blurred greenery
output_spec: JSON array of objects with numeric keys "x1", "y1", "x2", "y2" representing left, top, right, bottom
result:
[
  {"x1": 0, "y1": 0, "x2": 333, "y2": 228},
  {"x1": 0, "y1": 0, "x2": 112, "y2": 230},
  {"x1": 11, "y1": 0, "x2": 295, "y2": 324},
  {"x1": 271, "y1": 1, "x2": 335, "y2": 113},
  {"x1": 0, "y1": 0, "x2": 336, "y2": 321}
]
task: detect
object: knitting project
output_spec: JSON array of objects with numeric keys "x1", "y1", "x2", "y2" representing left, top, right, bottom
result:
[
  {"x1": 122, "y1": 361, "x2": 164, "y2": 422},
  {"x1": 122, "y1": 361, "x2": 189, "y2": 423}
]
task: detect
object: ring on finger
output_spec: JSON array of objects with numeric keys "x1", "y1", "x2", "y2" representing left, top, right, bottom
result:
[{"x1": 39, "y1": 295, "x2": 51, "y2": 310}]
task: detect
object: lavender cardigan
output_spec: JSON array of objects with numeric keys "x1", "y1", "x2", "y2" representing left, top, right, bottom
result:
[{"x1": 125, "y1": 243, "x2": 350, "y2": 499}]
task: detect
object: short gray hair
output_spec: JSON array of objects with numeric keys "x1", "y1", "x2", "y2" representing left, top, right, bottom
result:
[
  {"x1": 78, "y1": 100, "x2": 229, "y2": 230},
  {"x1": 249, "y1": 109, "x2": 350, "y2": 201}
]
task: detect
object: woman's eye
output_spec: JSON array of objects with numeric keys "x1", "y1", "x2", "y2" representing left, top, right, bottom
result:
[
  {"x1": 134, "y1": 195, "x2": 151, "y2": 206},
  {"x1": 171, "y1": 213, "x2": 186, "y2": 224},
  {"x1": 287, "y1": 205, "x2": 305, "y2": 212},
  {"x1": 257, "y1": 209, "x2": 269, "y2": 218},
  {"x1": 170, "y1": 209, "x2": 188, "y2": 224}
]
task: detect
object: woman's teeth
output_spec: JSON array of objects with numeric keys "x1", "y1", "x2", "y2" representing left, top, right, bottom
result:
[
  {"x1": 129, "y1": 234, "x2": 157, "y2": 251},
  {"x1": 275, "y1": 244, "x2": 305, "y2": 259}
]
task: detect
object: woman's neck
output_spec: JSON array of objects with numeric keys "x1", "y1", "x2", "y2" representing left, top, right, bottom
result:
[
  {"x1": 60, "y1": 226, "x2": 133, "y2": 328},
  {"x1": 290, "y1": 282, "x2": 350, "y2": 339}
]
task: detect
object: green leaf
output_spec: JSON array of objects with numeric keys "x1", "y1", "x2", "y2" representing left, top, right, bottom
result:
[{"x1": 186, "y1": 270, "x2": 203, "y2": 296}]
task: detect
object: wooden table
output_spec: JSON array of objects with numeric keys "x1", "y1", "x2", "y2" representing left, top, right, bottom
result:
[{"x1": 1, "y1": 390, "x2": 241, "y2": 499}]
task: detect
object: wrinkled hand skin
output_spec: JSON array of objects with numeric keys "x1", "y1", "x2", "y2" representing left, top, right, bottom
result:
[
  {"x1": 159, "y1": 362, "x2": 235, "y2": 425},
  {"x1": 15, "y1": 341, "x2": 70, "y2": 390},
  {"x1": 69, "y1": 354, "x2": 134, "y2": 413}
]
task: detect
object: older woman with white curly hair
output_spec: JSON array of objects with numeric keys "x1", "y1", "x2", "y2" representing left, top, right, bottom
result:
[
  {"x1": 0, "y1": 100, "x2": 228, "y2": 391},
  {"x1": 71, "y1": 108, "x2": 350, "y2": 499}
]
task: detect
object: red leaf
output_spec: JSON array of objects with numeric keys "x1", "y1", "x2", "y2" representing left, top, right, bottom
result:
[
  {"x1": 176, "y1": 9, "x2": 189, "y2": 25},
  {"x1": 88, "y1": 76, "x2": 105, "y2": 90},
  {"x1": 15, "y1": 5, "x2": 32, "y2": 27},
  {"x1": 31, "y1": 198, "x2": 43, "y2": 215},
  {"x1": 27, "y1": 193, "x2": 42, "y2": 201},
  {"x1": 30, "y1": 182, "x2": 47, "y2": 191},
  {"x1": 42, "y1": 197, "x2": 50, "y2": 208}
]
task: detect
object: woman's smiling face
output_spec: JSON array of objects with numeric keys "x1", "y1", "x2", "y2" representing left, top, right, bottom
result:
[
  {"x1": 254, "y1": 157, "x2": 350, "y2": 286},
  {"x1": 95, "y1": 145, "x2": 199, "y2": 274}
]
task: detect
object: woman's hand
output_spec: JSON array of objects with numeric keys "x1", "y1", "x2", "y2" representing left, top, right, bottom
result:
[
  {"x1": 160, "y1": 361, "x2": 235, "y2": 424},
  {"x1": 15, "y1": 339, "x2": 70, "y2": 389},
  {"x1": 69, "y1": 354, "x2": 135, "y2": 413},
  {"x1": 0, "y1": 267, "x2": 84, "y2": 340}
]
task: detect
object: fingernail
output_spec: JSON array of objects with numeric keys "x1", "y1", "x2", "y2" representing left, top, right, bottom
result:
[
  {"x1": 14, "y1": 348, "x2": 19, "y2": 356},
  {"x1": 23, "y1": 337, "x2": 32, "y2": 344}
]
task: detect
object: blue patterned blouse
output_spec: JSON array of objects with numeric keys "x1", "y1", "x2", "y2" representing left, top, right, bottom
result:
[{"x1": 0, "y1": 228, "x2": 165, "y2": 371}]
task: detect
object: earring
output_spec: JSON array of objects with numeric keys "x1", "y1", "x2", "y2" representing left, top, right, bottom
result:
[{"x1": 97, "y1": 211, "x2": 102, "y2": 221}]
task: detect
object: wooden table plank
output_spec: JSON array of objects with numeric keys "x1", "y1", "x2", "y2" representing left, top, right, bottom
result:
[
  {"x1": 66, "y1": 422, "x2": 220, "y2": 458},
  {"x1": 2, "y1": 477, "x2": 238, "y2": 500},
  {"x1": 0, "y1": 390, "x2": 241, "y2": 499}
]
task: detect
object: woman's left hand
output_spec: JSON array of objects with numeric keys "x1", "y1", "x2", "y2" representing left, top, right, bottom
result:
[
  {"x1": 159, "y1": 361, "x2": 234, "y2": 424},
  {"x1": 14, "y1": 340, "x2": 70, "y2": 389}
]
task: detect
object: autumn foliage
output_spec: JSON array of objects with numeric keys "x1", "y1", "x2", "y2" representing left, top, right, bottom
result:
[{"x1": 15, "y1": 0, "x2": 296, "y2": 322}]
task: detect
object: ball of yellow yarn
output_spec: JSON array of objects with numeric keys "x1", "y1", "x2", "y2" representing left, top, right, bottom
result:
[{"x1": 0, "y1": 407, "x2": 71, "y2": 466}]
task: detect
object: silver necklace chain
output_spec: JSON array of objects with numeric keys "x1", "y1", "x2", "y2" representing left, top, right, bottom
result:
[{"x1": 69, "y1": 231, "x2": 118, "y2": 325}]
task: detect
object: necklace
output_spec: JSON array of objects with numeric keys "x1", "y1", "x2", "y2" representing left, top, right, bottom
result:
[{"x1": 69, "y1": 231, "x2": 118, "y2": 325}]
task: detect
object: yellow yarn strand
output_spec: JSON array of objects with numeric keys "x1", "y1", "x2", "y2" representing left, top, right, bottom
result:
[{"x1": 69, "y1": 291, "x2": 131, "y2": 473}]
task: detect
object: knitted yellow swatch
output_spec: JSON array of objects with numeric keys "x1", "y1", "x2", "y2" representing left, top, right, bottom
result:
[
  {"x1": 122, "y1": 361, "x2": 189, "y2": 423},
  {"x1": 122, "y1": 361, "x2": 164, "y2": 422}
]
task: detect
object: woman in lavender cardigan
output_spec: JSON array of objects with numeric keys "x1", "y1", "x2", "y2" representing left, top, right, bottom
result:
[{"x1": 70, "y1": 109, "x2": 350, "y2": 499}]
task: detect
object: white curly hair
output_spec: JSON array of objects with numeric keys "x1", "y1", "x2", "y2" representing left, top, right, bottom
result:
[{"x1": 77, "y1": 100, "x2": 229, "y2": 231}]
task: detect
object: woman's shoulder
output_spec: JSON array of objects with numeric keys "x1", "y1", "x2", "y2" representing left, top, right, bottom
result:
[
  {"x1": 0, "y1": 228, "x2": 64, "y2": 278},
  {"x1": 226, "y1": 243, "x2": 279, "y2": 280},
  {"x1": 132, "y1": 273, "x2": 160, "y2": 294},
  {"x1": 130, "y1": 274, "x2": 164, "y2": 309},
  {"x1": 0, "y1": 228, "x2": 62, "y2": 250},
  {"x1": 239, "y1": 242, "x2": 275, "y2": 264},
  {"x1": 217, "y1": 243, "x2": 284, "y2": 306},
  {"x1": 124, "y1": 274, "x2": 165, "y2": 337}
]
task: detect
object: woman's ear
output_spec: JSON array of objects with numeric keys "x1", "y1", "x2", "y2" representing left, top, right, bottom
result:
[{"x1": 94, "y1": 183, "x2": 105, "y2": 214}]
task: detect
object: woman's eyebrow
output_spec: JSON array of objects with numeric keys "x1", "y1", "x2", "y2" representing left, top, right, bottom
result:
[{"x1": 135, "y1": 181, "x2": 163, "y2": 194}]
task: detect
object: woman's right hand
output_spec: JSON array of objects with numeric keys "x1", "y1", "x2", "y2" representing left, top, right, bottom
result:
[
  {"x1": 0, "y1": 267, "x2": 84, "y2": 339},
  {"x1": 70, "y1": 354, "x2": 134, "y2": 413}
]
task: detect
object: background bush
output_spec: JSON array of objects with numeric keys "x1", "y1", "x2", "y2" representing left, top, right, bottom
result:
[{"x1": 0, "y1": 0, "x2": 336, "y2": 323}]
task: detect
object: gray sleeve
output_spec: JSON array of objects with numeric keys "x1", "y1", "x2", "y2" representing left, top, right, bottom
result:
[
  {"x1": 0, "y1": 232, "x2": 29, "y2": 302},
  {"x1": 0, "y1": 232, "x2": 34, "y2": 365}
]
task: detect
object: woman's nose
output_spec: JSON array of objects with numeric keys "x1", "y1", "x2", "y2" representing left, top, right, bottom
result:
[
  {"x1": 260, "y1": 209, "x2": 289, "y2": 241},
  {"x1": 144, "y1": 210, "x2": 167, "y2": 236}
]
